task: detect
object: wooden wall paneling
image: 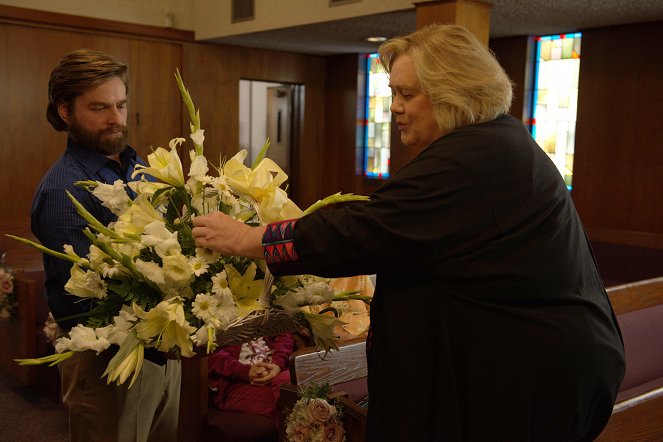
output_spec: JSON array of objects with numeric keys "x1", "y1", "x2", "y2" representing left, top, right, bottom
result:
[
  {"x1": 128, "y1": 39, "x2": 184, "y2": 159},
  {"x1": 180, "y1": 42, "x2": 242, "y2": 179},
  {"x1": 324, "y1": 54, "x2": 360, "y2": 196},
  {"x1": 238, "y1": 48, "x2": 328, "y2": 208},
  {"x1": 182, "y1": 43, "x2": 327, "y2": 208},
  {"x1": 0, "y1": 22, "x2": 133, "y2": 228},
  {"x1": 489, "y1": 35, "x2": 532, "y2": 122},
  {"x1": 572, "y1": 21, "x2": 663, "y2": 247}
]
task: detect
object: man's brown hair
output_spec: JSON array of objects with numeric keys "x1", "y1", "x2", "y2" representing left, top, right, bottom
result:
[{"x1": 46, "y1": 49, "x2": 128, "y2": 132}]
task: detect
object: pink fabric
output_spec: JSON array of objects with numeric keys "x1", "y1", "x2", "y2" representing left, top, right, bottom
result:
[
  {"x1": 208, "y1": 333, "x2": 295, "y2": 423},
  {"x1": 219, "y1": 370, "x2": 291, "y2": 420},
  {"x1": 616, "y1": 304, "x2": 663, "y2": 393}
]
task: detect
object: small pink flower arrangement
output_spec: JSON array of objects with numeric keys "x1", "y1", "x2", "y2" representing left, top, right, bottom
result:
[
  {"x1": 285, "y1": 382, "x2": 345, "y2": 442},
  {"x1": 0, "y1": 265, "x2": 17, "y2": 320}
]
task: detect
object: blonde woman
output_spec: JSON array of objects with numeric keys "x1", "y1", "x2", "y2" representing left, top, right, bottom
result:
[{"x1": 193, "y1": 25, "x2": 624, "y2": 441}]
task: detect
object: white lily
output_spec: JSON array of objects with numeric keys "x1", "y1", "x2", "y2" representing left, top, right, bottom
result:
[
  {"x1": 141, "y1": 220, "x2": 181, "y2": 258},
  {"x1": 190, "y1": 129, "x2": 205, "y2": 148},
  {"x1": 223, "y1": 150, "x2": 304, "y2": 223},
  {"x1": 135, "y1": 259, "x2": 166, "y2": 286},
  {"x1": 103, "y1": 331, "x2": 145, "y2": 387},
  {"x1": 132, "y1": 146, "x2": 185, "y2": 187},
  {"x1": 54, "y1": 324, "x2": 111, "y2": 353},
  {"x1": 112, "y1": 194, "x2": 163, "y2": 237},
  {"x1": 90, "y1": 179, "x2": 131, "y2": 215},
  {"x1": 95, "y1": 308, "x2": 138, "y2": 346},
  {"x1": 64, "y1": 265, "x2": 107, "y2": 299},
  {"x1": 162, "y1": 253, "x2": 194, "y2": 293},
  {"x1": 133, "y1": 298, "x2": 196, "y2": 357}
]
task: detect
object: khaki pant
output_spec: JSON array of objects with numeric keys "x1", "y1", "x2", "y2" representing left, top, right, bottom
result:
[{"x1": 59, "y1": 349, "x2": 181, "y2": 442}]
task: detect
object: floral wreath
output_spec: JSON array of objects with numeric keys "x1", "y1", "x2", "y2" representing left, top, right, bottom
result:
[
  {"x1": 285, "y1": 382, "x2": 346, "y2": 442},
  {"x1": 0, "y1": 264, "x2": 17, "y2": 320}
]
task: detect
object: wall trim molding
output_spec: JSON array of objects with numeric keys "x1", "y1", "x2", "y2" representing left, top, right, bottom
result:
[
  {"x1": 0, "y1": 4, "x2": 194, "y2": 42},
  {"x1": 589, "y1": 227, "x2": 663, "y2": 249}
]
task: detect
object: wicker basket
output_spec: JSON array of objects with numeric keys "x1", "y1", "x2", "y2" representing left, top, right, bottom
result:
[{"x1": 215, "y1": 309, "x2": 303, "y2": 347}]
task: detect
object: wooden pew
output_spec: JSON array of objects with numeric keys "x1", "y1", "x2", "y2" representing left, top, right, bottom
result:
[
  {"x1": 0, "y1": 270, "x2": 38, "y2": 385},
  {"x1": 596, "y1": 277, "x2": 663, "y2": 441},
  {"x1": 0, "y1": 247, "x2": 61, "y2": 403}
]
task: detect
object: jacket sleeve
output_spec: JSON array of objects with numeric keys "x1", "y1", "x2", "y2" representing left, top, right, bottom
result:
[
  {"x1": 208, "y1": 345, "x2": 251, "y2": 382},
  {"x1": 268, "y1": 332, "x2": 295, "y2": 370}
]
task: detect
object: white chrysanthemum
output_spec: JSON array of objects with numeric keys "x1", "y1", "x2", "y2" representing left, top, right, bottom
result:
[
  {"x1": 211, "y1": 270, "x2": 229, "y2": 295},
  {"x1": 195, "y1": 247, "x2": 220, "y2": 264},
  {"x1": 191, "y1": 293, "x2": 221, "y2": 328},
  {"x1": 188, "y1": 256, "x2": 209, "y2": 276}
]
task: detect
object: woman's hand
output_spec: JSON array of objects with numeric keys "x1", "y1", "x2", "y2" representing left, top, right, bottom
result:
[
  {"x1": 192, "y1": 211, "x2": 265, "y2": 258},
  {"x1": 249, "y1": 361, "x2": 282, "y2": 385}
]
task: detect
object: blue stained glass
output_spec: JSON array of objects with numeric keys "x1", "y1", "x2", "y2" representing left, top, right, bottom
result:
[
  {"x1": 531, "y1": 33, "x2": 581, "y2": 190},
  {"x1": 363, "y1": 53, "x2": 391, "y2": 178}
]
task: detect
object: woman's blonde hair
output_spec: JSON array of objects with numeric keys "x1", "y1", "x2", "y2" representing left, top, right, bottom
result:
[{"x1": 379, "y1": 24, "x2": 513, "y2": 135}]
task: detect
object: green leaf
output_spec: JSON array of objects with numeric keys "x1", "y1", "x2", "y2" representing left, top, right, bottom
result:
[
  {"x1": 303, "y1": 192, "x2": 369, "y2": 215},
  {"x1": 251, "y1": 139, "x2": 270, "y2": 169}
]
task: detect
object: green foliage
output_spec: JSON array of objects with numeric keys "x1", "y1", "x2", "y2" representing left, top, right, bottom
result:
[{"x1": 299, "y1": 381, "x2": 333, "y2": 401}]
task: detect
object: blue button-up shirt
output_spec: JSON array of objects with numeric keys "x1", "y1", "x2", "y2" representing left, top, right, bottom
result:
[{"x1": 31, "y1": 139, "x2": 145, "y2": 328}]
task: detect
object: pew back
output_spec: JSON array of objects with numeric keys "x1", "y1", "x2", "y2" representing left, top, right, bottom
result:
[
  {"x1": 278, "y1": 338, "x2": 368, "y2": 442},
  {"x1": 596, "y1": 277, "x2": 663, "y2": 441}
]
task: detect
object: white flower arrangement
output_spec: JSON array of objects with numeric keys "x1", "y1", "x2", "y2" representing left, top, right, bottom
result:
[
  {"x1": 285, "y1": 383, "x2": 345, "y2": 442},
  {"x1": 8, "y1": 71, "x2": 371, "y2": 386},
  {"x1": 0, "y1": 264, "x2": 17, "y2": 320}
]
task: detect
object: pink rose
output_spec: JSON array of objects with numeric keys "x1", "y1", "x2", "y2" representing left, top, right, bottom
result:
[
  {"x1": 0, "y1": 277, "x2": 13, "y2": 295},
  {"x1": 305, "y1": 398, "x2": 336, "y2": 423},
  {"x1": 290, "y1": 425, "x2": 310, "y2": 442},
  {"x1": 324, "y1": 421, "x2": 345, "y2": 442}
]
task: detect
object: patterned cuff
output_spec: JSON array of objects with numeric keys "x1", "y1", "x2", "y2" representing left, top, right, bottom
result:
[{"x1": 262, "y1": 219, "x2": 302, "y2": 275}]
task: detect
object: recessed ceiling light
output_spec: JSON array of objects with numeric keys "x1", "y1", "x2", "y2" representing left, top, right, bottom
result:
[{"x1": 365, "y1": 36, "x2": 387, "y2": 43}]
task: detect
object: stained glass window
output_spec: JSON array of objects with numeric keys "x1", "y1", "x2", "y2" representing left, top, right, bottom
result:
[
  {"x1": 531, "y1": 33, "x2": 582, "y2": 189},
  {"x1": 363, "y1": 53, "x2": 391, "y2": 178}
]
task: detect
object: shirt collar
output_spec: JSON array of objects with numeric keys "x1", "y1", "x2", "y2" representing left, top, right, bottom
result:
[{"x1": 66, "y1": 138, "x2": 138, "y2": 175}]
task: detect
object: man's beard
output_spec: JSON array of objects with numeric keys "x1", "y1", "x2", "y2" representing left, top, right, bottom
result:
[{"x1": 68, "y1": 120, "x2": 129, "y2": 157}]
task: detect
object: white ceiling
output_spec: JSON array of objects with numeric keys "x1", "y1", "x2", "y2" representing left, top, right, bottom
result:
[{"x1": 206, "y1": 0, "x2": 663, "y2": 55}]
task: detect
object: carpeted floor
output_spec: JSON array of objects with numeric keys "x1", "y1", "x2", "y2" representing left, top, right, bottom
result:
[{"x1": 0, "y1": 369, "x2": 68, "y2": 442}]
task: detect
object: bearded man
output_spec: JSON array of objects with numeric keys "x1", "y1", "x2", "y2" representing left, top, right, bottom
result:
[{"x1": 32, "y1": 49, "x2": 180, "y2": 442}]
